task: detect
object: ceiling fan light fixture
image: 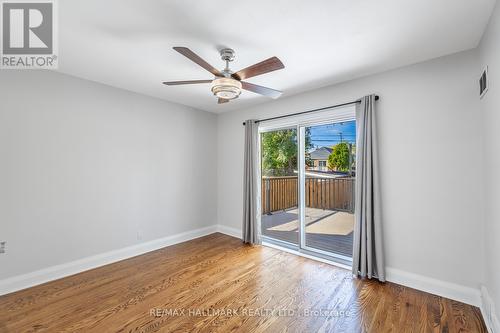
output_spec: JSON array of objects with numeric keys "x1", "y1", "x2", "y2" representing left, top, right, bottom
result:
[
  {"x1": 164, "y1": 47, "x2": 285, "y2": 103},
  {"x1": 211, "y1": 77, "x2": 242, "y2": 100}
]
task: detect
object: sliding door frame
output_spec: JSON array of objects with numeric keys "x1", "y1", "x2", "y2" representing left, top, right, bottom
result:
[{"x1": 258, "y1": 105, "x2": 356, "y2": 267}]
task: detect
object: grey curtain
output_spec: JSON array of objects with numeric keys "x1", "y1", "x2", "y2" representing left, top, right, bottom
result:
[
  {"x1": 242, "y1": 120, "x2": 261, "y2": 244},
  {"x1": 352, "y1": 95, "x2": 385, "y2": 281}
]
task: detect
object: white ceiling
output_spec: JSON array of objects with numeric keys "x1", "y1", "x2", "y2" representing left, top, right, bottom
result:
[{"x1": 58, "y1": 0, "x2": 496, "y2": 113}]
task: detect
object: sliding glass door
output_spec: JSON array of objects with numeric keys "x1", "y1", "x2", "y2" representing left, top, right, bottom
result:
[
  {"x1": 260, "y1": 114, "x2": 356, "y2": 264},
  {"x1": 299, "y1": 122, "x2": 355, "y2": 262},
  {"x1": 260, "y1": 126, "x2": 299, "y2": 246}
]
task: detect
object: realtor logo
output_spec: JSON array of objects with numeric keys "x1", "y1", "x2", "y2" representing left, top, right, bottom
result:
[{"x1": 1, "y1": 0, "x2": 58, "y2": 69}]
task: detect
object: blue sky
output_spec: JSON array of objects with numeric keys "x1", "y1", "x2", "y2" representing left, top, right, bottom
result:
[{"x1": 309, "y1": 120, "x2": 356, "y2": 148}]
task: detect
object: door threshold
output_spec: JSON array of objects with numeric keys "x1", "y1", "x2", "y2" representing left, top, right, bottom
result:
[{"x1": 262, "y1": 241, "x2": 352, "y2": 271}]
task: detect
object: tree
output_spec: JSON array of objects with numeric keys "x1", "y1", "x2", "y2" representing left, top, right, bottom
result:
[
  {"x1": 261, "y1": 128, "x2": 312, "y2": 176},
  {"x1": 304, "y1": 128, "x2": 314, "y2": 168},
  {"x1": 327, "y1": 142, "x2": 352, "y2": 172}
]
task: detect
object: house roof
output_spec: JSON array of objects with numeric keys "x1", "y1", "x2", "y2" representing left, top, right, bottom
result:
[{"x1": 310, "y1": 147, "x2": 332, "y2": 160}]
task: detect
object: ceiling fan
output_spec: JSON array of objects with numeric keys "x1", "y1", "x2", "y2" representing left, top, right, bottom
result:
[{"x1": 163, "y1": 47, "x2": 285, "y2": 104}]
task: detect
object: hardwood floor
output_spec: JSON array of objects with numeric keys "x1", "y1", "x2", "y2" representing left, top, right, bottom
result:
[{"x1": 0, "y1": 233, "x2": 486, "y2": 333}]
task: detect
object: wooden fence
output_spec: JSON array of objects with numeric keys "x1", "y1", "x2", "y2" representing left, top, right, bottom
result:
[{"x1": 261, "y1": 176, "x2": 355, "y2": 214}]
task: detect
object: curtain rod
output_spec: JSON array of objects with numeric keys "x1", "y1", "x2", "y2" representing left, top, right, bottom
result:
[{"x1": 242, "y1": 95, "x2": 379, "y2": 126}]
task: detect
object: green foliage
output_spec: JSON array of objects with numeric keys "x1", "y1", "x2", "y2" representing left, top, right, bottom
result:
[
  {"x1": 304, "y1": 128, "x2": 314, "y2": 168},
  {"x1": 327, "y1": 142, "x2": 352, "y2": 172},
  {"x1": 261, "y1": 128, "x2": 312, "y2": 176}
]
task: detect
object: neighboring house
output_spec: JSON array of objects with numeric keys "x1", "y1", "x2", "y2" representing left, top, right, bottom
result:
[{"x1": 309, "y1": 147, "x2": 332, "y2": 171}]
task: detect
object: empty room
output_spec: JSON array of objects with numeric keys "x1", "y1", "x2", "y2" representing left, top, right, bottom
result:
[{"x1": 0, "y1": 0, "x2": 499, "y2": 332}]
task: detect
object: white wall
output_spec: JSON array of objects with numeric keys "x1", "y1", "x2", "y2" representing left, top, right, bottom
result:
[
  {"x1": 479, "y1": 0, "x2": 500, "y2": 326},
  {"x1": 0, "y1": 70, "x2": 217, "y2": 280},
  {"x1": 217, "y1": 50, "x2": 484, "y2": 291}
]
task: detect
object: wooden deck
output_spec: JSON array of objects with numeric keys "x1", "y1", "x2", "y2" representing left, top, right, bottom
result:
[
  {"x1": 262, "y1": 176, "x2": 355, "y2": 215},
  {"x1": 262, "y1": 207, "x2": 354, "y2": 257},
  {"x1": 0, "y1": 233, "x2": 486, "y2": 332}
]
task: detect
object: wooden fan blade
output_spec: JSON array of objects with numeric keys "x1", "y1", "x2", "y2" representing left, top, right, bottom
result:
[
  {"x1": 218, "y1": 98, "x2": 229, "y2": 104},
  {"x1": 232, "y1": 57, "x2": 284, "y2": 80},
  {"x1": 163, "y1": 80, "x2": 212, "y2": 85},
  {"x1": 173, "y1": 47, "x2": 222, "y2": 77},
  {"x1": 241, "y1": 82, "x2": 282, "y2": 99}
]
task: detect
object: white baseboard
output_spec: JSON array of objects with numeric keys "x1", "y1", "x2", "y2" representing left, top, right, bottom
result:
[
  {"x1": 385, "y1": 267, "x2": 481, "y2": 306},
  {"x1": 216, "y1": 225, "x2": 241, "y2": 239},
  {"x1": 481, "y1": 285, "x2": 500, "y2": 333},
  {"x1": 0, "y1": 225, "x2": 218, "y2": 296}
]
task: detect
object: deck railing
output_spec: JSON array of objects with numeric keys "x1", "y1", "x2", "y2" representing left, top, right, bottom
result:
[{"x1": 261, "y1": 176, "x2": 355, "y2": 214}]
